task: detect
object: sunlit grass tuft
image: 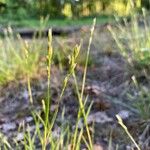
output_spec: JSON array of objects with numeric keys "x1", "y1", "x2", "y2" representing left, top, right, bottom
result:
[
  {"x1": 0, "y1": 30, "x2": 43, "y2": 85},
  {"x1": 0, "y1": 18, "x2": 96, "y2": 149},
  {"x1": 108, "y1": 8, "x2": 150, "y2": 76}
]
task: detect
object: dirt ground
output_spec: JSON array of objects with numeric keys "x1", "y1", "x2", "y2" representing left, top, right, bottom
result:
[{"x1": 0, "y1": 25, "x2": 149, "y2": 149}]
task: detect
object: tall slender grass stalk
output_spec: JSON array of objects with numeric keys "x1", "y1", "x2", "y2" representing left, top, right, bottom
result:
[
  {"x1": 81, "y1": 18, "x2": 96, "y2": 98},
  {"x1": 116, "y1": 115, "x2": 141, "y2": 150},
  {"x1": 41, "y1": 29, "x2": 53, "y2": 150},
  {"x1": 24, "y1": 41, "x2": 33, "y2": 104},
  {"x1": 71, "y1": 18, "x2": 96, "y2": 150},
  {"x1": 80, "y1": 18, "x2": 96, "y2": 149},
  {"x1": 46, "y1": 29, "x2": 53, "y2": 127},
  {"x1": 109, "y1": 8, "x2": 150, "y2": 71}
]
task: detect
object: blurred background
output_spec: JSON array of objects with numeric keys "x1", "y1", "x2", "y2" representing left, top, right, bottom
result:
[{"x1": 0, "y1": 0, "x2": 148, "y2": 28}]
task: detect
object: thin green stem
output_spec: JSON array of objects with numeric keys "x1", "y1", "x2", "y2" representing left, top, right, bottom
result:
[
  {"x1": 81, "y1": 18, "x2": 96, "y2": 100},
  {"x1": 116, "y1": 115, "x2": 141, "y2": 150}
]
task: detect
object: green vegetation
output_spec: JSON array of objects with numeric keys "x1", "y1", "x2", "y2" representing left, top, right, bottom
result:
[
  {"x1": 1, "y1": 0, "x2": 150, "y2": 149},
  {"x1": 0, "y1": 36, "x2": 41, "y2": 85},
  {"x1": 0, "y1": 15, "x2": 114, "y2": 28},
  {"x1": 0, "y1": 0, "x2": 140, "y2": 18},
  {"x1": 0, "y1": 0, "x2": 144, "y2": 27},
  {"x1": 134, "y1": 86, "x2": 150, "y2": 120},
  {"x1": 109, "y1": 8, "x2": 150, "y2": 122},
  {"x1": 109, "y1": 9, "x2": 150, "y2": 75},
  {"x1": 0, "y1": 18, "x2": 96, "y2": 149}
]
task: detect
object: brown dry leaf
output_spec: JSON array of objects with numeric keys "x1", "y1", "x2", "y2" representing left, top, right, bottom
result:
[{"x1": 94, "y1": 98, "x2": 111, "y2": 111}]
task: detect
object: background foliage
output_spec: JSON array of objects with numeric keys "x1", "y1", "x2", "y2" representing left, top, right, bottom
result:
[{"x1": 0, "y1": 0, "x2": 146, "y2": 19}]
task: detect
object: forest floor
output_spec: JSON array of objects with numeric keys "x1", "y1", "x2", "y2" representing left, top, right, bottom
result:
[{"x1": 0, "y1": 24, "x2": 149, "y2": 150}]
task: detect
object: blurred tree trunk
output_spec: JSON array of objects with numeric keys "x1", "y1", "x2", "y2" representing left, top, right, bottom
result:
[{"x1": 101, "y1": 2, "x2": 106, "y2": 11}]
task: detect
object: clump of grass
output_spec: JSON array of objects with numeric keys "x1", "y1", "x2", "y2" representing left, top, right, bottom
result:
[
  {"x1": 108, "y1": 3, "x2": 149, "y2": 149},
  {"x1": 0, "y1": 18, "x2": 96, "y2": 149},
  {"x1": 128, "y1": 76, "x2": 150, "y2": 120},
  {"x1": 108, "y1": 6, "x2": 150, "y2": 116},
  {"x1": 0, "y1": 29, "x2": 43, "y2": 85},
  {"x1": 108, "y1": 8, "x2": 150, "y2": 77},
  {"x1": 134, "y1": 87, "x2": 150, "y2": 120},
  {"x1": 26, "y1": 18, "x2": 96, "y2": 149}
]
